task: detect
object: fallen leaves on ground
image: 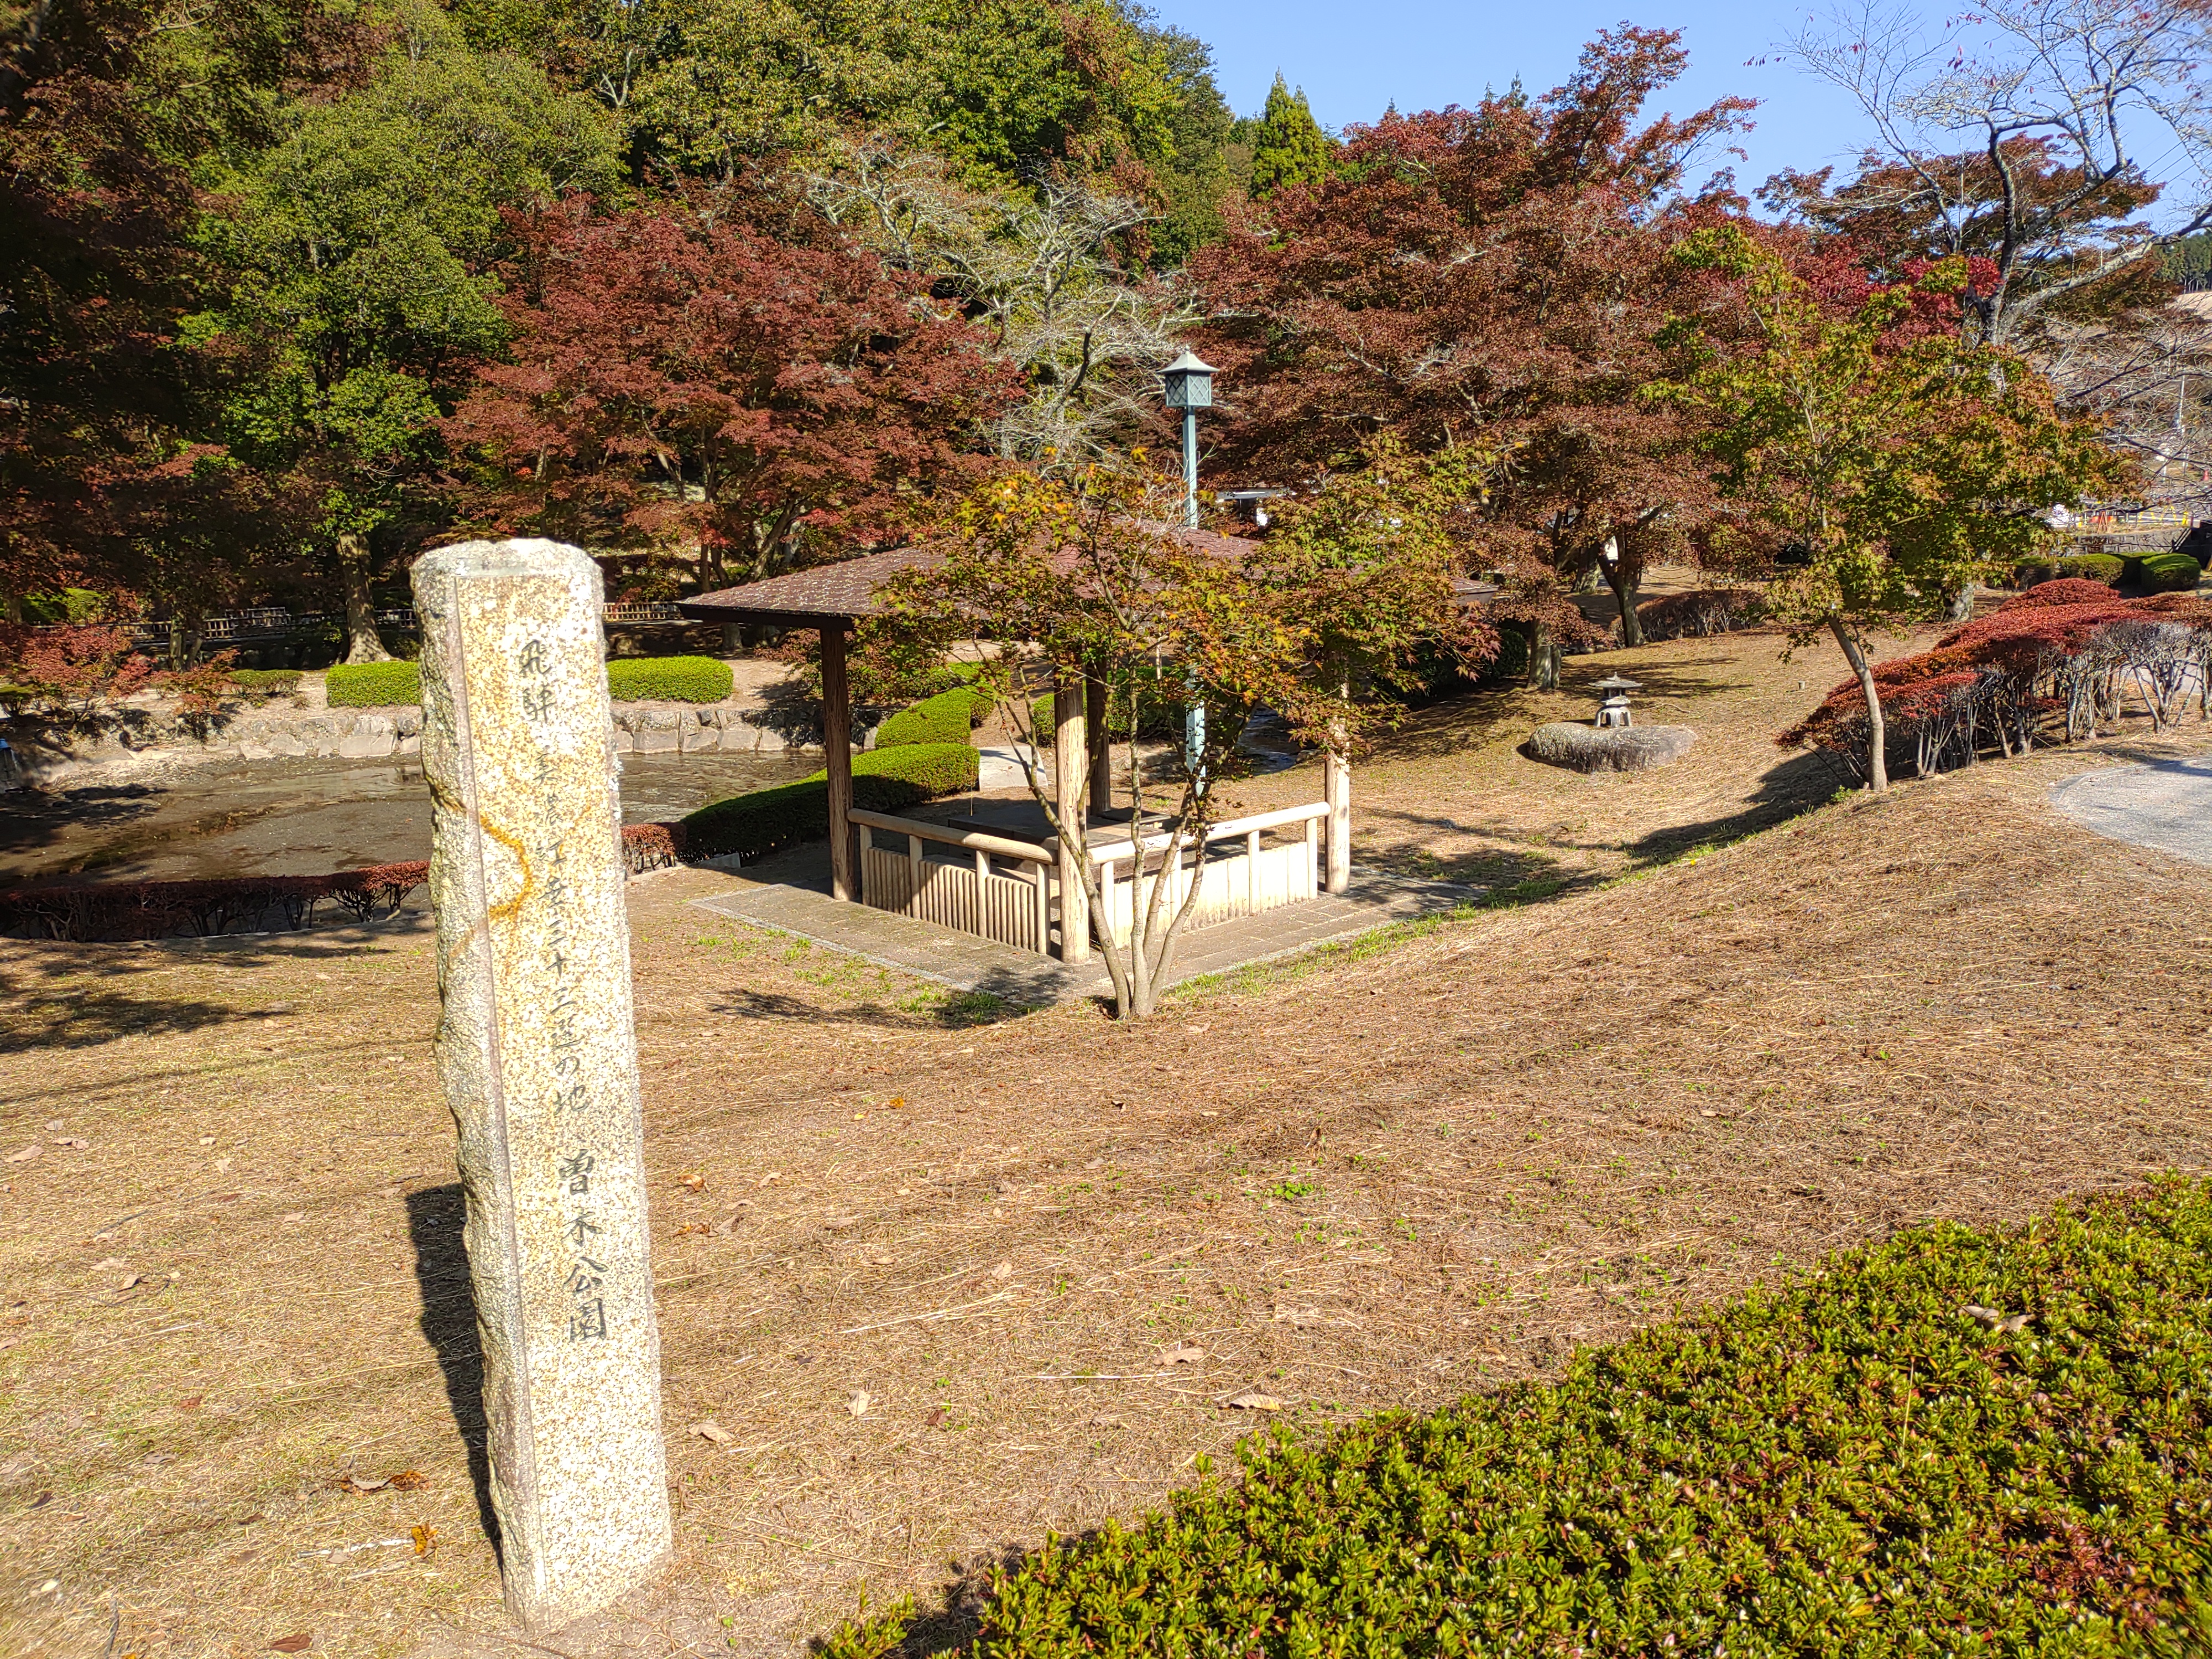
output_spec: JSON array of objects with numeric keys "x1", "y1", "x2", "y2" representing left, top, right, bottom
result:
[
  {"x1": 848, "y1": 1390, "x2": 872, "y2": 1417},
  {"x1": 690, "y1": 1421, "x2": 733, "y2": 1446},
  {"x1": 1220, "y1": 1390, "x2": 1284, "y2": 1412},
  {"x1": 1160, "y1": 1342, "x2": 1206, "y2": 1365}
]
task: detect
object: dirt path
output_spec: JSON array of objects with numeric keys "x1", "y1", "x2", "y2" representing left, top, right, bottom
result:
[{"x1": 4, "y1": 635, "x2": 2210, "y2": 1659}]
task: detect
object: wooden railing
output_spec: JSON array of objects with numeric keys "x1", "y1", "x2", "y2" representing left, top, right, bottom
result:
[
  {"x1": 1091, "y1": 801, "x2": 1326, "y2": 945},
  {"x1": 851, "y1": 807, "x2": 1055, "y2": 953},
  {"x1": 849, "y1": 800, "x2": 1329, "y2": 958}
]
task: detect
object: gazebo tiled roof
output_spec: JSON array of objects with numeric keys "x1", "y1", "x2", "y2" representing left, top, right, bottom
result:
[
  {"x1": 675, "y1": 547, "x2": 940, "y2": 629},
  {"x1": 675, "y1": 525, "x2": 1266, "y2": 629}
]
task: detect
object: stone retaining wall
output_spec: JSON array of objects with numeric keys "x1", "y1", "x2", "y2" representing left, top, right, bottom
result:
[{"x1": 4, "y1": 696, "x2": 822, "y2": 784}]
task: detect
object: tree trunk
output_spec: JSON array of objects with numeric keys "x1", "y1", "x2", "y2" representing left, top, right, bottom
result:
[
  {"x1": 338, "y1": 533, "x2": 392, "y2": 664},
  {"x1": 1603, "y1": 562, "x2": 1644, "y2": 646},
  {"x1": 1528, "y1": 624, "x2": 1561, "y2": 691},
  {"x1": 1828, "y1": 612, "x2": 1887, "y2": 794}
]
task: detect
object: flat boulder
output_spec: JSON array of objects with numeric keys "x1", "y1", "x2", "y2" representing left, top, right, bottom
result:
[{"x1": 1528, "y1": 723, "x2": 1695, "y2": 773}]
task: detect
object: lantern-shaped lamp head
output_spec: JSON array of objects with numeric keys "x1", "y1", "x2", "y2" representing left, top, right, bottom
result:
[{"x1": 1162, "y1": 349, "x2": 1215, "y2": 411}]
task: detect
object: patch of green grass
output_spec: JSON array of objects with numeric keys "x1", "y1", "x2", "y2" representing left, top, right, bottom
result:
[
  {"x1": 833, "y1": 1178, "x2": 2212, "y2": 1659},
  {"x1": 895, "y1": 987, "x2": 1016, "y2": 1026}
]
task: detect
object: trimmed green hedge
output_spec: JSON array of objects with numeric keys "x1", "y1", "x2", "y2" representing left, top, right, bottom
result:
[
  {"x1": 607, "y1": 655, "x2": 733, "y2": 703},
  {"x1": 2135, "y1": 552, "x2": 2200, "y2": 594},
  {"x1": 325, "y1": 660, "x2": 421, "y2": 707},
  {"x1": 876, "y1": 686, "x2": 990, "y2": 748},
  {"x1": 680, "y1": 742, "x2": 978, "y2": 863},
  {"x1": 2056, "y1": 553, "x2": 2126, "y2": 586},
  {"x1": 327, "y1": 656, "x2": 736, "y2": 708},
  {"x1": 834, "y1": 1179, "x2": 2212, "y2": 1659}
]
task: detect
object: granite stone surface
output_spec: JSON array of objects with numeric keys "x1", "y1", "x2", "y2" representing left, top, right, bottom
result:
[{"x1": 414, "y1": 540, "x2": 672, "y2": 1633}]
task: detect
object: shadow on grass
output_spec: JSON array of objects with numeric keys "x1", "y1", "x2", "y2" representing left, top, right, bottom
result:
[
  {"x1": 709, "y1": 983, "x2": 1032, "y2": 1030},
  {"x1": 810, "y1": 1541, "x2": 1041, "y2": 1659},
  {"x1": 406, "y1": 1184, "x2": 502, "y2": 1567},
  {"x1": 1374, "y1": 656, "x2": 1767, "y2": 765},
  {"x1": 1170, "y1": 754, "x2": 1844, "y2": 1008},
  {"x1": 0, "y1": 912, "x2": 431, "y2": 1052}
]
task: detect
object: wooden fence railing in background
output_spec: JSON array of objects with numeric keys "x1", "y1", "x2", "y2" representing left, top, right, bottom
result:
[{"x1": 852, "y1": 799, "x2": 1330, "y2": 960}]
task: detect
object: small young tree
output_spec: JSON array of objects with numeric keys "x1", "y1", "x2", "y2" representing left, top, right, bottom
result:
[
  {"x1": 1651, "y1": 226, "x2": 2126, "y2": 792},
  {"x1": 872, "y1": 455, "x2": 1474, "y2": 1017}
]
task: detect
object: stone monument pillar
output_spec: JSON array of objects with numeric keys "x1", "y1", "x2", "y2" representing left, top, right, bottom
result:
[{"x1": 413, "y1": 539, "x2": 672, "y2": 1633}]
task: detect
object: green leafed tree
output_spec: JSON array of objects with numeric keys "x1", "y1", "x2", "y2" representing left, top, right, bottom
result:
[
  {"x1": 449, "y1": 0, "x2": 1186, "y2": 193},
  {"x1": 1651, "y1": 226, "x2": 2129, "y2": 793},
  {"x1": 196, "y1": 1, "x2": 619, "y2": 660},
  {"x1": 1245, "y1": 72, "x2": 1332, "y2": 197}
]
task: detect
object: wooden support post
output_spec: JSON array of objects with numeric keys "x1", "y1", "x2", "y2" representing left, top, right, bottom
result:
[
  {"x1": 1324, "y1": 748, "x2": 1351, "y2": 895},
  {"x1": 858, "y1": 821, "x2": 872, "y2": 904},
  {"x1": 1033, "y1": 862, "x2": 1051, "y2": 957},
  {"x1": 1247, "y1": 828, "x2": 1261, "y2": 911},
  {"x1": 1086, "y1": 671, "x2": 1110, "y2": 816},
  {"x1": 1054, "y1": 677, "x2": 1089, "y2": 963},
  {"x1": 974, "y1": 847, "x2": 989, "y2": 883},
  {"x1": 908, "y1": 831, "x2": 924, "y2": 907},
  {"x1": 821, "y1": 624, "x2": 855, "y2": 902},
  {"x1": 1304, "y1": 813, "x2": 1319, "y2": 897}
]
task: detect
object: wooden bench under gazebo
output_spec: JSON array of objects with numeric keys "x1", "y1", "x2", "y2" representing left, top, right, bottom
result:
[{"x1": 677, "y1": 539, "x2": 1352, "y2": 965}]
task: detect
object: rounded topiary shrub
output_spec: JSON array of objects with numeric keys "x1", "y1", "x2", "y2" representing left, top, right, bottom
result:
[
  {"x1": 2054, "y1": 552, "x2": 2125, "y2": 586},
  {"x1": 326, "y1": 660, "x2": 421, "y2": 707},
  {"x1": 606, "y1": 655, "x2": 733, "y2": 703},
  {"x1": 2137, "y1": 552, "x2": 2201, "y2": 594}
]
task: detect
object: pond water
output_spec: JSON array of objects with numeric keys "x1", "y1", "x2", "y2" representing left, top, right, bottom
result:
[{"x1": 0, "y1": 750, "x2": 818, "y2": 889}]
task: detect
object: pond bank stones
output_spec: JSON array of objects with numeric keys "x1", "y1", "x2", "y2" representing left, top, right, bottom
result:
[{"x1": 1529, "y1": 723, "x2": 1695, "y2": 773}]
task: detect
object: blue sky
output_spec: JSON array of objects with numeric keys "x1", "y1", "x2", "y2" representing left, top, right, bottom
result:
[{"x1": 1173, "y1": 0, "x2": 1880, "y2": 203}]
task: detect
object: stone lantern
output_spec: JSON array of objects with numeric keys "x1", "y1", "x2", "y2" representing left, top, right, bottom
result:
[{"x1": 1593, "y1": 675, "x2": 1640, "y2": 729}]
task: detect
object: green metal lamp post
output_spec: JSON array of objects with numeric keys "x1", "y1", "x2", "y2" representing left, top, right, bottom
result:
[{"x1": 1161, "y1": 349, "x2": 1214, "y2": 531}]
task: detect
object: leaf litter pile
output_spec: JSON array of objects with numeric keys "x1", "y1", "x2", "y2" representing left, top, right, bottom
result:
[{"x1": 2, "y1": 629, "x2": 2210, "y2": 1657}]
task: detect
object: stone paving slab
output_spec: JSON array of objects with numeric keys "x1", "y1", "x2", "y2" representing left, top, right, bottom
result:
[
  {"x1": 2051, "y1": 757, "x2": 2212, "y2": 868},
  {"x1": 686, "y1": 849, "x2": 1482, "y2": 1006}
]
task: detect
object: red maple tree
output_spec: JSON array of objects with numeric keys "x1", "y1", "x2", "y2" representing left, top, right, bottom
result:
[
  {"x1": 1192, "y1": 28, "x2": 1753, "y2": 659},
  {"x1": 448, "y1": 189, "x2": 1021, "y2": 588}
]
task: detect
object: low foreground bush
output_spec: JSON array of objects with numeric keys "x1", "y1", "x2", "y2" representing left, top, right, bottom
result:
[
  {"x1": 837, "y1": 1180, "x2": 2212, "y2": 1659},
  {"x1": 606, "y1": 654, "x2": 733, "y2": 703},
  {"x1": 325, "y1": 660, "x2": 421, "y2": 706},
  {"x1": 680, "y1": 742, "x2": 977, "y2": 863}
]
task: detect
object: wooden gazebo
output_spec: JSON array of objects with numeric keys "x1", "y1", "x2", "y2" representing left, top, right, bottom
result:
[{"x1": 677, "y1": 536, "x2": 1350, "y2": 963}]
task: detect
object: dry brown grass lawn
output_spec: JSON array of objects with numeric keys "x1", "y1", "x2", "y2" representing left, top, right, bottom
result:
[{"x1": 4, "y1": 626, "x2": 2210, "y2": 1659}]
